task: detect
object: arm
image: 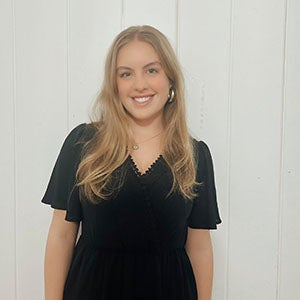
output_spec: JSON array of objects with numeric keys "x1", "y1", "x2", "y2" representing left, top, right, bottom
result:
[
  {"x1": 44, "y1": 209, "x2": 79, "y2": 300},
  {"x1": 185, "y1": 228, "x2": 213, "y2": 300}
]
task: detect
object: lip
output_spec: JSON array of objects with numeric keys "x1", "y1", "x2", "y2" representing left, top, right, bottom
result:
[{"x1": 131, "y1": 94, "x2": 155, "y2": 105}]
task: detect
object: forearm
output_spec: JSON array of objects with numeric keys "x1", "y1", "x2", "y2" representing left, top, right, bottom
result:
[
  {"x1": 44, "y1": 219, "x2": 78, "y2": 300},
  {"x1": 186, "y1": 228, "x2": 214, "y2": 300},
  {"x1": 187, "y1": 245, "x2": 213, "y2": 300},
  {"x1": 44, "y1": 232, "x2": 76, "y2": 300}
]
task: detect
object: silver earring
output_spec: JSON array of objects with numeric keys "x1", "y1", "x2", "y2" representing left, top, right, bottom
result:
[{"x1": 168, "y1": 88, "x2": 175, "y2": 103}]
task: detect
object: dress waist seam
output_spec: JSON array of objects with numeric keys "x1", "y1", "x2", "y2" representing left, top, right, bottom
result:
[{"x1": 76, "y1": 238, "x2": 186, "y2": 254}]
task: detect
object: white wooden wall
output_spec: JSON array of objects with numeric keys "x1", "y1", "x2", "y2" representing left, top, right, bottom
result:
[{"x1": 1, "y1": 0, "x2": 299, "y2": 299}]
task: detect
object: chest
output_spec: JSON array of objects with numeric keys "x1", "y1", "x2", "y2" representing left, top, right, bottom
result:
[{"x1": 80, "y1": 156, "x2": 194, "y2": 249}]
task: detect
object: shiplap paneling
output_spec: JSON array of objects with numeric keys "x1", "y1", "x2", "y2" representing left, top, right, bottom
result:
[
  {"x1": 68, "y1": 0, "x2": 123, "y2": 129},
  {"x1": 14, "y1": 1, "x2": 69, "y2": 298},
  {"x1": 0, "y1": 1, "x2": 299, "y2": 300},
  {"x1": 279, "y1": 0, "x2": 300, "y2": 299},
  {"x1": 178, "y1": 1, "x2": 232, "y2": 299},
  {"x1": 228, "y1": 1, "x2": 286, "y2": 299},
  {"x1": 122, "y1": 0, "x2": 177, "y2": 48},
  {"x1": 0, "y1": 0, "x2": 16, "y2": 299}
]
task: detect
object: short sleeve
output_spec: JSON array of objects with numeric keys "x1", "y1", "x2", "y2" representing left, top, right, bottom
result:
[
  {"x1": 41, "y1": 123, "x2": 92, "y2": 222},
  {"x1": 187, "y1": 141, "x2": 222, "y2": 229}
]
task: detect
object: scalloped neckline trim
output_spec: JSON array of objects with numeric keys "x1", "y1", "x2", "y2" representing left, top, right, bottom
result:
[{"x1": 129, "y1": 154, "x2": 163, "y2": 177}]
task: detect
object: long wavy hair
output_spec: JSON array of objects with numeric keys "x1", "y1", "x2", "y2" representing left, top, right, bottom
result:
[{"x1": 77, "y1": 25, "x2": 198, "y2": 203}]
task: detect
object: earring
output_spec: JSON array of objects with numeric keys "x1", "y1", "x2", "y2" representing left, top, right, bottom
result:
[{"x1": 168, "y1": 88, "x2": 175, "y2": 103}]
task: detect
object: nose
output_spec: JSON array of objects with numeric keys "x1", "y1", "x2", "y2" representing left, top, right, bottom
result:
[{"x1": 134, "y1": 73, "x2": 148, "y2": 91}]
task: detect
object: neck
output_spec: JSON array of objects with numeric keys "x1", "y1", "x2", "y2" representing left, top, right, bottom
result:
[{"x1": 129, "y1": 118, "x2": 164, "y2": 141}]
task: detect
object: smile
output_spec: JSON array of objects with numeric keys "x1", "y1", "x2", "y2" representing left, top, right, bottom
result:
[{"x1": 132, "y1": 95, "x2": 154, "y2": 104}]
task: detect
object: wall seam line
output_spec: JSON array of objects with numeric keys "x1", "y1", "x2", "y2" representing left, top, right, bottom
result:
[
  {"x1": 67, "y1": 0, "x2": 70, "y2": 131},
  {"x1": 175, "y1": 0, "x2": 179, "y2": 56},
  {"x1": 225, "y1": 0, "x2": 235, "y2": 299},
  {"x1": 276, "y1": 0, "x2": 289, "y2": 299},
  {"x1": 12, "y1": 0, "x2": 17, "y2": 298},
  {"x1": 121, "y1": 0, "x2": 125, "y2": 29}
]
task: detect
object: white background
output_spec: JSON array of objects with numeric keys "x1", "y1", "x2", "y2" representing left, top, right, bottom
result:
[{"x1": 1, "y1": 0, "x2": 299, "y2": 299}]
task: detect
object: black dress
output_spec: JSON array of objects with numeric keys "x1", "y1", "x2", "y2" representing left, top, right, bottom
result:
[{"x1": 42, "y1": 123, "x2": 221, "y2": 300}]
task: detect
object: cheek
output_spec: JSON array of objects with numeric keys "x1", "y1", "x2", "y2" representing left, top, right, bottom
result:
[
  {"x1": 153, "y1": 77, "x2": 170, "y2": 95},
  {"x1": 117, "y1": 80, "x2": 131, "y2": 98},
  {"x1": 159, "y1": 80, "x2": 170, "y2": 99}
]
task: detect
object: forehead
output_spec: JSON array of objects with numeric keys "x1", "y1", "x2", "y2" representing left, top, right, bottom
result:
[{"x1": 116, "y1": 39, "x2": 160, "y2": 67}]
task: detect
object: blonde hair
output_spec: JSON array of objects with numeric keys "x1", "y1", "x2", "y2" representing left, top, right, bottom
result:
[{"x1": 77, "y1": 25, "x2": 198, "y2": 203}]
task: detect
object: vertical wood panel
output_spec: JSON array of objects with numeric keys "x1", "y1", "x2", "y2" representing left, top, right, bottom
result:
[
  {"x1": 122, "y1": 0, "x2": 177, "y2": 46},
  {"x1": 279, "y1": 0, "x2": 300, "y2": 298},
  {"x1": 228, "y1": 1, "x2": 286, "y2": 299},
  {"x1": 178, "y1": 1, "x2": 232, "y2": 298},
  {"x1": 14, "y1": 1, "x2": 68, "y2": 298},
  {"x1": 0, "y1": 0, "x2": 16, "y2": 299},
  {"x1": 0, "y1": 1, "x2": 298, "y2": 299},
  {"x1": 69, "y1": 0, "x2": 123, "y2": 129}
]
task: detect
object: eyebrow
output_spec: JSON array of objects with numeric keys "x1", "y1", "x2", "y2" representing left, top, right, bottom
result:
[{"x1": 116, "y1": 61, "x2": 162, "y2": 71}]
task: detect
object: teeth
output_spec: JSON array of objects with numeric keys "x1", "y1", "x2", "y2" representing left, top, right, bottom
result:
[{"x1": 134, "y1": 96, "x2": 151, "y2": 103}]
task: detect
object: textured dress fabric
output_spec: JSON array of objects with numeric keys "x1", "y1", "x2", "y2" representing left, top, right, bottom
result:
[{"x1": 42, "y1": 123, "x2": 221, "y2": 300}]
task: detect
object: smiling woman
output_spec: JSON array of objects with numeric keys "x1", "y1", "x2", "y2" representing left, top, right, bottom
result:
[
  {"x1": 42, "y1": 25, "x2": 221, "y2": 300},
  {"x1": 116, "y1": 40, "x2": 171, "y2": 126}
]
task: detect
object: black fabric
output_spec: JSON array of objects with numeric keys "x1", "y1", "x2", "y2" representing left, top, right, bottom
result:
[{"x1": 42, "y1": 124, "x2": 221, "y2": 300}]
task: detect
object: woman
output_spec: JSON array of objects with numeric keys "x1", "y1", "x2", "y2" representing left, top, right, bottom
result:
[{"x1": 42, "y1": 25, "x2": 221, "y2": 300}]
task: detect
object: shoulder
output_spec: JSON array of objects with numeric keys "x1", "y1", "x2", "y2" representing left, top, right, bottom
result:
[
  {"x1": 192, "y1": 139, "x2": 216, "y2": 180},
  {"x1": 192, "y1": 139, "x2": 213, "y2": 162},
  {"x1": 63, "y1": 123, "x2": 97, "y2": 147},
  {"x1": 58, "y1": 123, "x2": 98, "y2": 158},
  {"x1": 68, "y1": 122, "x2": 97, "y2": 141}
]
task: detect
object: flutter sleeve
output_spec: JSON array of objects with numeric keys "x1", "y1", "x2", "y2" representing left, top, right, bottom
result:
[
  {"x1": 41, "y1": 123, "x2": 89, "y2": 222},
  {"x1": 187, "y1": 140, "x2": 222, "y2": 229}
]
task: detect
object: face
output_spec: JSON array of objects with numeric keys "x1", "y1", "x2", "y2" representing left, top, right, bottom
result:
[{"x1": 116, "y1": 39, "x2": 171, "y2": 126}]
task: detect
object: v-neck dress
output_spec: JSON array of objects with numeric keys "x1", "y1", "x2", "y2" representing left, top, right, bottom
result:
[{"x1": 42, "y1": 123, "x2": 221, "y2": 300}]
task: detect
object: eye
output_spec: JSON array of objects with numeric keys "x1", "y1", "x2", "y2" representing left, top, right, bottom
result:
[
  {"x1": 147, "y1": 68, "x2": 158, "y2": 74},
  {"x1": 119, "y1": 71, "x2": 131, "y2": 78}
]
